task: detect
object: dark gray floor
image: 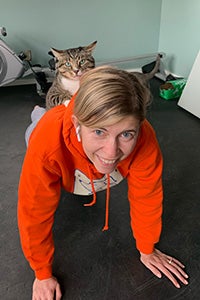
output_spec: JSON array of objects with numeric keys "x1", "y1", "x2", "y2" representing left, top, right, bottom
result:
[{"x1": 0, "y1": 79, "x2": 199, "y2": 300}]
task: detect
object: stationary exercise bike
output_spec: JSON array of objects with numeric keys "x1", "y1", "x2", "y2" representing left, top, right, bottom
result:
[{"x1": 0, "y1": 26, "x2": 52, "y2": 95}]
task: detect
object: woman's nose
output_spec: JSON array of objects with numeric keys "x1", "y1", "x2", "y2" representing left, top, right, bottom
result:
[{"x1": 103, "y1": 138, "x2": 119, "y2": 157}]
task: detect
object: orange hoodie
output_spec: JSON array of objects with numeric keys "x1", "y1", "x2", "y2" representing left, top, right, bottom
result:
[{"x1": 18, "y1": 95, "x2": 163, "y2": 280}]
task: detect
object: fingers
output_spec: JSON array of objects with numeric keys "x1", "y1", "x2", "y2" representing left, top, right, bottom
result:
[
  {"x1": 167, "y1": 256, "x2": 185, "y2": 268},
  {"x1": 140, "y1": 249, "x2": 189, "y2": 289},
  {"x1": 145, "y1": 263, "x2": 162, "y2": 279},
  {"x1": 55, "y1": 283, "x2": 62, "y2": 300},
  {"x1": 155, "y1": 249, "x2": 188, "y2": 280},
  {"x1": 163, "y1": 257, "x2": 189, "y2": 288}
]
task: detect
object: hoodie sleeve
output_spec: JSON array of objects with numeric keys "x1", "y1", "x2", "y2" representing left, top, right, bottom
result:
[
  {"x1": 18, "y1": 149, "x2": 61, "y2": 280},
  {"x1": 127, "y1": 122, "x2": 163, "y2": 254}
]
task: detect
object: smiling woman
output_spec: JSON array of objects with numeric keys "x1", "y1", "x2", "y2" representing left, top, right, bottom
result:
[
  {"x1": 72, "y1": 116, "x2": 140, "y2": 174},
  {"x1": 18, "y1": 65, "x2": 189, "y2": 300}
]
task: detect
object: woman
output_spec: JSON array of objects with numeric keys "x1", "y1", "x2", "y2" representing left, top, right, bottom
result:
[{"x1": 18, "y1": 66, "x2": 188, "y2": 300}]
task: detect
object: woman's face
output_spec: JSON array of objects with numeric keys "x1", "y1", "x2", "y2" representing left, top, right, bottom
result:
[{"x1": 79, "y1": 116, "x2": 140, "y2": 174}]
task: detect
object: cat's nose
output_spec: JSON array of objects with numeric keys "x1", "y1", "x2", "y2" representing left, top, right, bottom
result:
[{"x1": 74, "y1": 69, "x2": 79, "y2": 75}]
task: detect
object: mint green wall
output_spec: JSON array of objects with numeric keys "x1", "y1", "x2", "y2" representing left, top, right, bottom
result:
[
  {"x1": 159, "y1": 0, "x2": 200, "y2": 77},
  {"x1": 0, "y1": 0, "x2": 161, "y2": 67},
  {"x1": 1, "y1": 0, "x2": 199, "y2": 77}
]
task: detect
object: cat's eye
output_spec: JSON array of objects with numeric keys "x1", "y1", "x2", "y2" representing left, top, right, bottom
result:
[
  {"x1": 80, "y1": 59, "x2": 85, "y2": 65},
  {"x1": 65, "y1": 62, "x2": 71, "y2": 67}
]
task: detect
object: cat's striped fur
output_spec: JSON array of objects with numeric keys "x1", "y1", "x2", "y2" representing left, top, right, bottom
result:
[{"x1": 46, "y1": 41, "x2": 97, "y2": 110}]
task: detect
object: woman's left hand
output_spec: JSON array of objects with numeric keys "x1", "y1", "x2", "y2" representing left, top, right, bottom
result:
[{"x1": 140, "y1": 248, "x2": 189, "y2": 288}]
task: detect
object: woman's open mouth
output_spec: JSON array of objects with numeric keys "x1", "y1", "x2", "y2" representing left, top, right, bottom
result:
[{"x1": 97, "y1": 155, "x2": 119, "y2": 167}]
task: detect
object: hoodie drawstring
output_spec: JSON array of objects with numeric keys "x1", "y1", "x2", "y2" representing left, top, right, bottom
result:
[
  {"x1": 84, "y1": 166, "x2": 110, "y2": 231},
  {"x1": 102, "y1": 174, "x2": 110, "y2": 231},
  {"x1": 84, "y1": 176, "x2": 97, "y2": 206}
]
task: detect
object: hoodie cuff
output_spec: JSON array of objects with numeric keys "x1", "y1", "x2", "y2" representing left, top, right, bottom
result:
[
  {"x1": 35, "y1": 265, "x2": 53, "y2": 280},
  {"x1": 136, "y1": 240, "x2": 155, "y2": 255}
]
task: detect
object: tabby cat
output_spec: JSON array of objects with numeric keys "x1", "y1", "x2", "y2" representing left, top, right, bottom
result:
[{"x1": 46, "y1": 41, "x2": 97, "y2": 110}]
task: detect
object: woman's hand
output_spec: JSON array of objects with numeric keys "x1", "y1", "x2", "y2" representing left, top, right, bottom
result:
[
  {"x1": 32, "y1": 277, "x2": 62, "y2": 300},
  {"x1": 140, "y1": 248, "x2": 189, "y2": 288}
]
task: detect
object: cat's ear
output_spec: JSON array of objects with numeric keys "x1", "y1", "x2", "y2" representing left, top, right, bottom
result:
[
  {"x1": 84, "y1": 41, "x2": 97, "y2": 53},
  {"x1": 50, "y1": 48, "x2": 63, "y2": 59}
]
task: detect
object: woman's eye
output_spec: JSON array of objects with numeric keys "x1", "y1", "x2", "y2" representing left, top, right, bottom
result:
[
  {"x1": 80, "y1": 59, "x2": 85, "y2": 65},
  {"x1": 65, "y1": 62, "x2": 71, "y2": 67},
  {"x1": 121, "y1": 131, "x2": 133, "y2": 139},
  {"x1": 94, "y1": 129, "x2": 103, "y2": 136}
]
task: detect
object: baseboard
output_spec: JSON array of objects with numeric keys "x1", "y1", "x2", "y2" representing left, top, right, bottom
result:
[{"x1": 3, "y1": 67, "x2": 181, "y2": 88}]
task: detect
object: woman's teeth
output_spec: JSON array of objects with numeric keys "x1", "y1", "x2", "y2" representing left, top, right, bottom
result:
[{"x1": 101, "y1": 158, "x2": 116, "y2": 165}]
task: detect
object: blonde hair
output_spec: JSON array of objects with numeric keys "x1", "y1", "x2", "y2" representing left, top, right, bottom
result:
[{"x1": 74, "y1": 65, "x2": 151, "y2": 127}]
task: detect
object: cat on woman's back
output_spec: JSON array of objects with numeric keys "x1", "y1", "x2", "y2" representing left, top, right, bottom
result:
[
  {"x1": 46, "y1": 40, "x2": 161, "y2": 110},
  {"x1": 46, "y1": 41, "x2": 97, "y2": 110}
]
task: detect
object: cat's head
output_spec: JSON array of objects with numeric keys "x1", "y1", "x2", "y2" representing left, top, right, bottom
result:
[{"x1": 50, "y1": 41, "x2": 97, "y2": 80}]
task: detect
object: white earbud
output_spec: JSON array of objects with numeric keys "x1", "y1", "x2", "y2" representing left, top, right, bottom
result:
[{"x1": 76, "y1": 125, "x2": 81, "y2": 142}]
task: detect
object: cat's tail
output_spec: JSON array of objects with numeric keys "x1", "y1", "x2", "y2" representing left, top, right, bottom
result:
[{"x1": 142, "y1": 53, "x2": 162, "y2": 80}]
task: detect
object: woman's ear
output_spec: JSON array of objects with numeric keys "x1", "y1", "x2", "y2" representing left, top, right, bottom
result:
[
  {"x1": 71, "y1": 115, "x2": 79, "y2": 128},
  {"x1": 71, "y1": 115, "x2": 81, "y2": 142}
]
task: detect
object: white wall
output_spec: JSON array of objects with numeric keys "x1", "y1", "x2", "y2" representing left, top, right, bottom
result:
[{"x1": 159, "y1": 0, "x2": 200, "y2": 77}]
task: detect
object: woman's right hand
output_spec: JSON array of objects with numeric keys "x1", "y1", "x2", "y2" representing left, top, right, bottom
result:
[{"x1": 32, "y1": 277, "x2": 62, "y2": 300}]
